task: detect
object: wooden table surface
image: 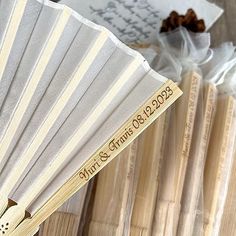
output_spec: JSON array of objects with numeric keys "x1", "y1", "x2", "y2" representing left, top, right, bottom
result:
[{"x1": 209, "y1": 0, "x2": 236, "y2": 46}]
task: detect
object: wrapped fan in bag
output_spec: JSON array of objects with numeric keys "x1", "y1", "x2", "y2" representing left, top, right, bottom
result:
[
  {"x1": 202, "y1": 54, "x2": 236, "y2": 236},
  {"x1": 0, "y1": 0, "x2": 182, "y2": 235},
  {"x1": 152, "y1": 27, "x2": 209, "y2": 236}
]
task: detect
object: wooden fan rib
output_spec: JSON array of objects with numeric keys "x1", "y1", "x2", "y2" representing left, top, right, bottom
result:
[{"x1": 174, "y1": 73, "x2": 201, "y2": 204}]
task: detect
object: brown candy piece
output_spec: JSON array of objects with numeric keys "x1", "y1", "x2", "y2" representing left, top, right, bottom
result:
[
  {"x1": 160, "y1": 8, "x2": 206, "y2": 33},
  {"x1": 183, "y1": 9, "x2": 197, "y2": 26}
]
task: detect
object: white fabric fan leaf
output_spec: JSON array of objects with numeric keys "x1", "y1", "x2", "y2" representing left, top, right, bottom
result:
[
  {"x1": 0, "y1": 26, "x2": 116, "y2": 187},
  {"x1": 0, "y1": 2, "x2": 80, "y2": 173},
  {"x1": 0, "y1": 0, "x2": 43, "y2": 108},
  {"x1": 0, "y1": 31, "x2": 114, "y2": 196}
]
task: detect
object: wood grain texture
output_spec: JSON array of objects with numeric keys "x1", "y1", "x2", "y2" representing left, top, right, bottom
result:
[
  {"x1": 203, "y1": 96, "x2": 236, "y2": 236},
  {"x1": 39, "y1": 212, "x2": 80, "y2": 236}
]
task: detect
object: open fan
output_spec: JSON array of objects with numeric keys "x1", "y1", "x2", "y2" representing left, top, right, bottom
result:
[{"x1": 0, "y1": 0, "x2": 181, "y2": 235}]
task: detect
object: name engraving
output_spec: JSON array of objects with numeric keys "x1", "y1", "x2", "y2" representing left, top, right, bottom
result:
[{"x1": 79, "y1": 84, "x2": 175, "y2": 181}]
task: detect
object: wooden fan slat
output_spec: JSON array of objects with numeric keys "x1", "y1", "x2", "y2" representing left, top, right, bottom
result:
[
  {"x1": 177, "y1": 83, "x2": 217, "y2": 236},
  {"x1": 203, "y1": 96, "x2": 236, "y2": 236},
  {"x1": 152, "y1": 71, "x2": 201, "y2": 236}
]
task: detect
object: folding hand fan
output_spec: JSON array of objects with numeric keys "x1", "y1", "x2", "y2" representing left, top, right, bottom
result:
[{"x1": 0, "y1": 0, "x2": 182, "y2": 235}]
